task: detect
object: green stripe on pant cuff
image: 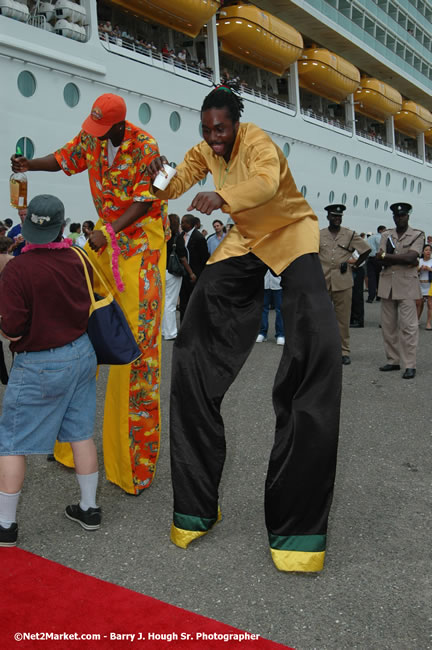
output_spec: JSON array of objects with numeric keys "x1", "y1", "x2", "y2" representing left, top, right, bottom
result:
[
  {"x1": 173, "y1": 512, "x2": 217, "y2": 532},
  {"x1": 269, "y1": 533, "x2": 326, "y2": 553}
]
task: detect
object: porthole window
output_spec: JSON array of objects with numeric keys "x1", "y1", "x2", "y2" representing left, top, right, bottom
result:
[
  {"x1": 329, "y1": 190, "x2": 335, "y2": 203},
  {"x1": 300, "y1": 185, "x2": 307, "y2": 197},
  {"x1": 384, "y1": 201, "x2": 389, "y2": 211},
  {"x1": 385, "y1": 172, "x2": 391, "y2": 186},
  {"x1": 353, "y1": 195, "x2": 358, "y2": 207},
  {"x1": 402, "y1": 177, "x2": 407, "y2": 190},
  {"x1": 17, "y1": 71, "x2": 36, "y2": 97},
  {"x1": 417, "y1": 182, "x2": 422, "y2": 194},
  {"x1": 375, "y1": 199, "x2": 379, "y2": 210},
  {"x1": 330, "y1": 157, "x2": 337, "y2": 174},
  {"x1": 376, "y1": 170, "x2": 381, "y2": 184},
  {"x1": 410, "y1": 179, "x2": 415, "y2": 192},
  {"x1": 198, "y1": 175, "x2": 207, "y2": 186},
  {"x1": 16, "y1": 137, "x2": 34, "y2": 159},
  {"x1": 169, "y1": 111, "x2": 181, "y2": 132},
  {"x1": 355, "y1": 163, "x2": 361, "y2": 179},
  {"x1": 63, "y1": 82, "x2": 80, "y2": 107},
  {"x1": 343, "y1": 160, "x2": 350, "y2": 177},
  {"x1": 138, "y1": 103, "x2": 151, "y2": 125},
  {"x1": 366, "y1": 167, "x2": 372, "y2": 182},
  {"x1": 283, "y1": 142, "x2": 290, "y2": 157},
  {"x1": 341, "y1": 193, "x2": 347, "y2": 204},
  {"x1": 365, "y1": 197, "x2": 370, "y2": 208}
]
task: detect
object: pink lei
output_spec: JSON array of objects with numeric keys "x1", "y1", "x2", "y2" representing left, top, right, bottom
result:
[{"x1": 22, "y1": 238, "x2": 73, "y2": 253}]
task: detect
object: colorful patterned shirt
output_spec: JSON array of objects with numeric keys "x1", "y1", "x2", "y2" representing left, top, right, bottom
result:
[{"x1": 54, "y1": 121, "x2": 169, "y2": 258}]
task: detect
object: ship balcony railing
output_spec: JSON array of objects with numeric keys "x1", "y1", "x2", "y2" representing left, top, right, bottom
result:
[
  {"x1": 300, "y1": 108, "x2": 352, "y2": 133},
  {"x1": 241, "y1": 86, "x2": 296, "y2": 112},
  {"x1": 98, "y1": 33, "x2": 213, "y2": 82},
  {"x1": 356, "y1": 128, "x2": 390, "y2": 147},
  {"x1": 395, "y1": 144, "x2": 423, "y2": 160}
]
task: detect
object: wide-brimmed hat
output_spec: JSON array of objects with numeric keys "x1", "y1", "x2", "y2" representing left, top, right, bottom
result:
[
  {"x1": 81, "y1": 93, "x2": 126, "y2": 137},
  {"x1": 22, "y1": 195, "x2": 65, "y2": 244}
]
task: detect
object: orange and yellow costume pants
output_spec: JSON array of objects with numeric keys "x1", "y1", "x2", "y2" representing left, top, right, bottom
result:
[{"x1": 55, "y1": 235, "x2": 166, "y2": 495}]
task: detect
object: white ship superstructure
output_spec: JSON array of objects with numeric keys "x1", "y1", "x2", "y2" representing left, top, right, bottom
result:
[{"x1": 1, "y1": 0, "x2": 431, "y2": 233}]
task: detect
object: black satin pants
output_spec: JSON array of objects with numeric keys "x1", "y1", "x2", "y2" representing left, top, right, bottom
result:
[{"x1": 170, "y1": 253, "x2": 341, "y2": 542}]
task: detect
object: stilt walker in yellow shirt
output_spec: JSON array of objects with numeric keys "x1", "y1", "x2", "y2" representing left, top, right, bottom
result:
[
  {"x1": 150, "y1": 86, "x2": 341, "y2": 572},
  {"x1": 11, "y1": 94, "x2": 169, "y2": 494}
]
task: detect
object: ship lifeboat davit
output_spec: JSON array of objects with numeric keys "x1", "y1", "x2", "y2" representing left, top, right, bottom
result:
[
  {"x1": 54, "y1": 19, "x2": 86, "y2": 41},
  {"x1": 354, "y1": 77, "x2": 402, "y2": 123},
  {"x1": 0, "y1": 0, "x2": 29, "y2": 22},
  {"x1": 298, "y1": 48, "x2": 360, "y2": 103},
  {"x1": 108, "y1": 0, "x2": 221, "y2": 38},
  {"x1": 216, "y1": 5, "x2": 303, "y2": 76},
  {"x1": 54, "y1": 0, "x2": 86, "y2": 25},
  {"x1": 425, "y1": 128, "x2": 432, "y2": 146},
  {"x1": 393, "y1": 101, "x2": 432, "y2": 137}
]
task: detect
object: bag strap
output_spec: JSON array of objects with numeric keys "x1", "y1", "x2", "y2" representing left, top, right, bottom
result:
[{"x1": 70, "y1": 246, "x2": 113, "y2": 308}]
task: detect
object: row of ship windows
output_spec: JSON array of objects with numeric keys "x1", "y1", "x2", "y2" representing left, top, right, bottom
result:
[
  {"x1": 328, "y1": 155, "x2": 422, "y2": 194},
  {"x1": 301, "y1": 189, "x2": 390, "y2": 213}
]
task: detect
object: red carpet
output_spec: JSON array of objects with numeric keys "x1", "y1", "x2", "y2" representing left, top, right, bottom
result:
[{"x1": 1, "y1": 548, "x2": 293, "y2": 649}]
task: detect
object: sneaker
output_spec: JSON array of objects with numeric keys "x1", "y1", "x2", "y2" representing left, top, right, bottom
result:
[
  {"x1": 64, "y1": 504, "x2": 101, "y2": 531},
  {"x1": 276, "y1": 336, "x2": 285, "y2": 345},
  {"x1": 256, "y1": 334, "x2": 266, "y2": 343},
  {"x1": 0, "y1": 522, "x2": 18, "y2": 547}
]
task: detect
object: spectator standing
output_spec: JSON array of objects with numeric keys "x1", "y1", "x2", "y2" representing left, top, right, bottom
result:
[
  {"x1": 377, "y1": 202, "x2": 424, "y2": 379},
  {"x1": 0, "y1": 194, "x2": 100, "y2": 547},
  {"x1": 76, "y1": 220, "x2": 95, "y2": 248},
  {"x1": 256, "y1": 270, "x2": 285, "y2": 344},
  {"x1": 162, "y1": 214, "x2": 193, "y2": 340},
  {"x1": 416, "y1": 244, "x2": 432, "y2": 329},
  {"x1": 69, "y1": 223, "x2": 81, "y2": 242},
  {"x1": 179, "y1": 213, "x2": 209, "y2": 322},
  {"x1": 366, "y1": 225, "x2": 386, "y2": 302},
  {"x1": 319, "y1": 204, "x2": 370, "y2": 364},
  {"x1": 207, "y1": 219, "x2": 226, "y2": 255}
]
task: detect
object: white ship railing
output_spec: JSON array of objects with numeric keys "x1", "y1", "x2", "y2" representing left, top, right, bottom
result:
[
  {"x1": 395, "y1": 145, "x2": 423, "y2": 161},
  {"x1": 99, "y1": 33, "x2": 213, "y2": 82},
  {"x1": 300, "y1": 108, "x2": 352, "y2": 133}
]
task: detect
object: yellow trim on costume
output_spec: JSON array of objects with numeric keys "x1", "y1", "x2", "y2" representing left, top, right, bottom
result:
[
  {"x1": 170, "y1": 507, "x2": 222, "y2": 549},
  {"x1": 270, "y1": 548, "x2": 326, "y2": 572}
]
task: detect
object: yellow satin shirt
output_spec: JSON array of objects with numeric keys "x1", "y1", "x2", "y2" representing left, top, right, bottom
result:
[{"x1": 156, "y1": 122, "x2": 319, "y2": 274}]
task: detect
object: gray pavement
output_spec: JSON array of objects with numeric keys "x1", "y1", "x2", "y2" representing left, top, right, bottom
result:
[{"x1": 2, "y1": 300, "x2": 430, "y2": 650}]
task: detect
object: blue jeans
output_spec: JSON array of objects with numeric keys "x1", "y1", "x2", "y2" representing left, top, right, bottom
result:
[{"x1": 259, "y1": 289, "x2": 284, "y2": 338}]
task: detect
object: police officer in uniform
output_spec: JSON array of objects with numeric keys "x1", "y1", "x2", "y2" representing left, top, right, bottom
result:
[
  {"x1": 377, "y1": 202, "x2": 424, "y2": 379},
  {"x1": 319, "y1": 205, "x2": 371, "y2": 365}
]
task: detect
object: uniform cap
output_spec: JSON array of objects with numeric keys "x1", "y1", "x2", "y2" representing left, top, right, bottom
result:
[
  {"x1": 325, "y1": 204, "x2": 346, "y2": 216},
  {"x1": 81, "y1": 93, "x2": 126, "y2": 137},
  {"x1": 389, "y1": 202, "x2": 412, "y2": 216},
  {"x1": 22, "y1": 194, "x2": 65, "y2": 244}
]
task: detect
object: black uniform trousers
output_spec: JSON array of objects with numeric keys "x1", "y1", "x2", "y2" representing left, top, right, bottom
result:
[{"x1": 169, "y1": 253, "x2": 341, "y2": 570}]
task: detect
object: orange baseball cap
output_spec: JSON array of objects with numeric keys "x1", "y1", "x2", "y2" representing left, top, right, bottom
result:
[{"x1": 81, "y1": 93, "x2": 127, "y2": 137}]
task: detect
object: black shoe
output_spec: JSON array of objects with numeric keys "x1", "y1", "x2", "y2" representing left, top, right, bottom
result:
[
  {"x1": 350, "y1": 322, "x2": 364, "y2": 328},
  {"x1": 65, "y1": 504, "x2": 101, "y2": 530},
  {"x1": 376, "y1": 297, "x2": 381, "y2": 302},
  {"x1": 0, "y1": 522, "x2": 18, "y2": 547},
  {"x1": 46, "y1": 454, "x2": 56, "y2": 462},
  {"x1": 402, "y1": 368, "x2": 416, "y2": 379},
  {"x1": 342, "y1": 356, "x2": 351, "y2": 365},
  {"x1": 366, "y1": 298, "x2": 374, "y2": 303},
  {"x1": 379, "y1": 364, "x2": 401, "y2": 372}
]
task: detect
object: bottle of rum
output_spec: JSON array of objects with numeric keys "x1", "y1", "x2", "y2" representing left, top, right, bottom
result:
[{"x1": 10, "y1": 146, "x2": 28, "y2": 210}]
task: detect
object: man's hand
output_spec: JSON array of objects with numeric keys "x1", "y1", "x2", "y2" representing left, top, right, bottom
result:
[
  {"x1": 187, "y1": 192, "x2": 224, "y2": 215},
  {"x1": 11, "y1": 154, "x2": 29, "y2": 173},
  {"x1": 147, "y1": 156, "x2": 170, "y2": 180},
  {"x1": 88, "y1": 230, "x2": 107, "y2": 252}
]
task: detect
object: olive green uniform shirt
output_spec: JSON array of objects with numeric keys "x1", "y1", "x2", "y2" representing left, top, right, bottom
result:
[{"x1": 319, "y1": 227, "x2": 370, "y2": 292}]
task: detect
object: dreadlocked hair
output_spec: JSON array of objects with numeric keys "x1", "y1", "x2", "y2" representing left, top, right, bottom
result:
[{"x1": 201, "y1": 84, "x2": 244, "y2": 122}]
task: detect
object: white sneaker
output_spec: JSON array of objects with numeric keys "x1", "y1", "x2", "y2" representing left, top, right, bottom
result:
[
  {"x1": 276, "y1": 337, "x2": 285, "y2": 345},
  {"x1": 256, "y1": 334, "x2": 266, "y2": 343}
]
